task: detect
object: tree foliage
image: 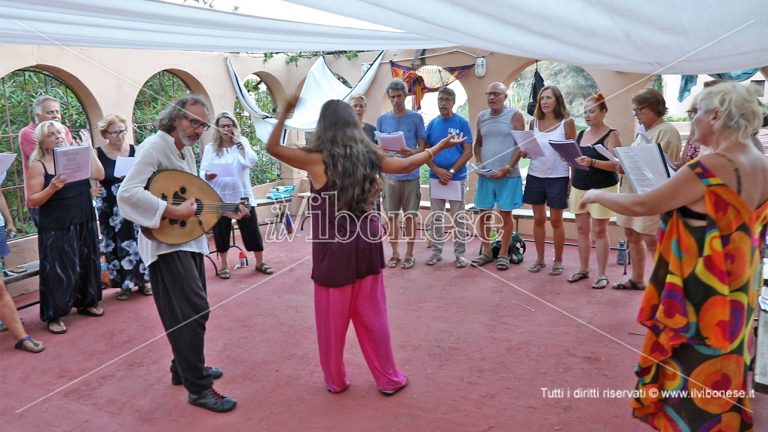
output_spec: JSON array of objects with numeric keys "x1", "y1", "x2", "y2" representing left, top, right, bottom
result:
[
  {"x1": 233, "y1": 76, "x2": 281, "y2": 185},
  {"x1": 0, "y1": 68, "x2": 88, "y2": 236},
  {"x1": 508, "y1": 61, "x2": 599, "y2": 128},
  {"x1": 132, "y1": 71, "x2": 191, "y2": 145}
]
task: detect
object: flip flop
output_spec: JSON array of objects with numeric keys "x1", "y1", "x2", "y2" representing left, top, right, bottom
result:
[
  {"x1": 15, "y1": 335, "x2": 46, "y2": 353},
  {"x1": 217, "y1": 267, "x2": 231, "y2": 279},
  {"x1": 386, "y1": 256, "x2": 401, "y2": 268},
  {"x1": 592, "y1": 276, "x2": 610, "y2": 289},
  {"x1": 549, "y1": 261, "x2": 564, "y2": 276},
  {"x1": 401, "y1": 256, "x2": 416, "y2": 269},
  {"x1": 567, "y1": 271, "x2": 590, "y2": 283},
  {"x1": 47, "y1": 320, "x2": 67, "y2": 334},
  {"x1": 77, "y1": 306, "x2": 104, "y2": 317},
  {"x1": 527, "y1": 261, "x2": 546, "y2": 273},
  {"x1": 254, "y1": 262, "x2": 274, "y2": 275},
  {"x1": 612, "y1": 279, "x2": 645, "y2": 290},
  {"x1": 470, "y1": 253, "x2": 494, "y2": 267}
]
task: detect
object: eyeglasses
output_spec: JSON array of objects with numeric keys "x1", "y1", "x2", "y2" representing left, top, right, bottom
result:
[
  {"x1": 485, "y1": 91, "x2": 505, "y2": 98},
  {"x1": 632, "y1": 106, "x2": 648, "y2": 115},
  {"x1": 44, "y1": 110, "x2": 61, "y2": 116},
  {"x1": 184, "y1": 115, "x2": 211, "y2": 131},
  {"x1": 107, "y1": 130, "x2": 127, "y2": 138},
  {"x1": 686, "y1": 108, "x2": 698, "y2": 120},
  {"x1": 218, "y1": 124, "x2": 235, "y2": 130}
]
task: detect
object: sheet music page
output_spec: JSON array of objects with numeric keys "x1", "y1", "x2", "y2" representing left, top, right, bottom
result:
[
  {"x1": 593, "y1": 144, "x2": 618, "y2": 161},
  {"x1": 53, "y1": 145, "x2": 92, "y2": 182},
  {"x1": 113, "y1": 156, "x2": 136, "y2": 177},
  {"x1": 549, "y1": 140, "x2": 588, "y2": 170},
  {"x1": 0, "y1": 153, "x2": 15, "y2": 179},
  {"x1": 511, "y1": 130, "x2": 545, "y2": 158},
  {"x1": 429, "y1": 179, "x2": 463, "y2": 201},
  {"x1": 374, "y1": 131, "x2": 406, "y2": 152},
  {"x1": 469, "y1": 163, "x2": 500, "y2": 177},
  {"x1": 615, "y1": 143, "x2": 670, "y2": 193},
  {"x1": 206, "y1": 162, "x2": 236, "y2": 178}
]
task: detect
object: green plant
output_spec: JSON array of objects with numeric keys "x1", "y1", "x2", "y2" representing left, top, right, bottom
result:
[
  {"x1": 132, "y1": 71, "x2": 191, "y2": 145},
  {"x1": 233, "y1": 76, "x2": 281, "y2": 185},
  {"x1": 0, "y1": 68, "x2": 88, "y2": 236}
]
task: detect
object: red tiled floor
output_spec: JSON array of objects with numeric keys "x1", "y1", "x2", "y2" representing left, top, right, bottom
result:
[{"x1": 2, "y1": 231, "x2": 766, "y2": 431}]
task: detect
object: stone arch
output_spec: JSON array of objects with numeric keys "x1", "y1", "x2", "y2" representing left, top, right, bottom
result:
[{"x1": 21, "y1": 64, "x2": 103, "y2": 135}]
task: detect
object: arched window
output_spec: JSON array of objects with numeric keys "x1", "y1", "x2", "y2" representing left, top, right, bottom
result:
[
  {"x1": 0, "y1": 68, "x2": 87, "y2": 236},
  {"x1": 233, "y1": 74, "x2": 281, "y2": 185},
  {"x1": 132, "y1": 71, "x2": 191, "y2": 145}
]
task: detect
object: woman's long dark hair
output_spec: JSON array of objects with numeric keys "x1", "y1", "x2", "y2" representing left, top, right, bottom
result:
[{"x1": 304, "y1": 100, "x2": 382, "y2": 216}]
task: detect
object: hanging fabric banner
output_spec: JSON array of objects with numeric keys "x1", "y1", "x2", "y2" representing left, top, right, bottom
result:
[{"x1": 389, "y1": 61, "x2": 474, "y2": 110}]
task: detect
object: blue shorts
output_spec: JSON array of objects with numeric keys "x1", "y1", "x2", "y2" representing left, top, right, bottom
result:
[
  {"x1": 522, "y1": 175, "x2": 569, "y2": 209},
  {"x1": 475, "y1": 176, "x2": 523, "y2": 211}
]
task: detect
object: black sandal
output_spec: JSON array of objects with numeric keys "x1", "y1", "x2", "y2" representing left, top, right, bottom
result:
[
  {"x1": 611, "y1": 279, "x2": 645, "y2": 291},
  {"x1": 15, "y1": 335, "x2": 46, "y2": 353}
]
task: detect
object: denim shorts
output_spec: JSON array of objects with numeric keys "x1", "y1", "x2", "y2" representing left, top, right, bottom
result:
[{"x1": 522, "y1": 175, "x2": 569, "y2": 209}]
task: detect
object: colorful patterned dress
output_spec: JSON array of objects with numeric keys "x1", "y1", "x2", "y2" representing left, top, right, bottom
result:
[{"x1": 632, "y1": 159, "x2": 768, "y2": 431}]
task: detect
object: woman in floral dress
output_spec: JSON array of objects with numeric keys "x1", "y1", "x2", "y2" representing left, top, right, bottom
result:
[{"x1": 95, "y1": 114, "x2": 150, "y2": 300}]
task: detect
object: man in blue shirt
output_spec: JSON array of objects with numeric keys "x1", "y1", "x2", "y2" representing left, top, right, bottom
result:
[
  {"x1": 424, "y1": 87, "x2": 473, "y2": 268},
  {"x1": 376, "y1": 79, "x2": 426, "y2": 270}
]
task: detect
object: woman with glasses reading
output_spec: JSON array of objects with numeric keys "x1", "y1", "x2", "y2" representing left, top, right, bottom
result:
[
  {"x1": 612, "y1": 89, "x2": 681, "y2": 291},
  {"x1": 95, "y1": 114, "x2": 151, "y2": 301},
  {"x1": 200, "y1": 112, "x2": 272, "y2": 279}
]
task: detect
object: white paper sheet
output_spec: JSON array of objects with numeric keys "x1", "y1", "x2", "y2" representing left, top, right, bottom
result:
[
  {"x1": 593, "y1": 144, "x2": 618, "y2": 161},
  {"x1": 636, "y1": 124, "x2": 652, "y2": 144},
  {"x1": 615, "y1": 143, "x2": 671, "y2": 193},
  {"x1": 469, "y1": 163, "x2": 500, "y2": 177},
  {"x1": 0, "y1": 153, "x2": 16, "y2": 180},
  {"x1": 206, "y1": 162, "x2": 236, "y2": 178},
  {"x1": 374, "y1": 131, "x2": 406, "y2": 152},
  {"x1": 53, "y1": 145, "x2": 92, "y2": 182},
  {"x1": 429, "y1": 179, "x2": 463, "y2": 201},
  {"x1": 113, "y1": 156, "x2": 136, "y2": 177},
  {"x1": 511, "y1": 130, "x2": 545, "y2": 158}
]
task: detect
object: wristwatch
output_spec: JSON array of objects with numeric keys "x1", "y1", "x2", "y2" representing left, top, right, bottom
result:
[{"x1": 448, "y1": 168, "x2": 455, "y2": 175}]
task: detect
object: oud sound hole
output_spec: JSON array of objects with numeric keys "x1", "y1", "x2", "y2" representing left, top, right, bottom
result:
[
  {"x1": 179, "y1": 221, "x2": 187, "y2": 228},
  {"x1": 179, "y1": 186, "x2": 187, "y2": 194}
]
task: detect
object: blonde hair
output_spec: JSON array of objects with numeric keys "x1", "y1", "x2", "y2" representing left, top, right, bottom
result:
[
  {"x1": 30, "y1": 120, "x2": 64, "y2": 164},
  {"x1": 96, "y1": 113, "x2": 127, "y2": 139},
  {"x1": 212, "y1": 112, "x2": 241, "y2": 157},
  {"x1": 697, "y1": 82, "x2": 762, "y2": 144}
]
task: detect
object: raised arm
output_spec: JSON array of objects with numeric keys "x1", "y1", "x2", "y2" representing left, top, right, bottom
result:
[
  {"x1": 27, "y1": 162, "x2": 66, "y2": 208},
  {"x1": 265, "y1": 92, "x2": 324, "y2": 183}
]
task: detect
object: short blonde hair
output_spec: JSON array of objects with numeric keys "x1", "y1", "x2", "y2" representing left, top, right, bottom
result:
[
  {"x1": 697, "y1": 82, "x2": 762, "y2": 143},
  {"x1": 96, "y1": 113, "x2": 127, "y2": 139},
  {"x1": 30, "y1": 120, "x2": 64, "y2": 164}
]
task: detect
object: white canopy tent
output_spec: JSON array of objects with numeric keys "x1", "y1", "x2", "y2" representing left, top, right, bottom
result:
[
  {"x1": 0, "y1": 0, "x2": 451, "y2": 52},
  {"x1": 290, "y1": 0, "x2": 768, "y2": 75},
  {"x1": 1, "y1": 0, "x2": 765, "y2": 74}
]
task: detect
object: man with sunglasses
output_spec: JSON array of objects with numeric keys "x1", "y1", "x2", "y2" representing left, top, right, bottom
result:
[{"x1": 118, "y1": 95, "x2": 246, "y2": 413}]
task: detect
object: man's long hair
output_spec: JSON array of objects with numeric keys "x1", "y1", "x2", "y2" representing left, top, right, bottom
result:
[{"x1": 304, "y1": 100, "x2": 382, "y2": 216}]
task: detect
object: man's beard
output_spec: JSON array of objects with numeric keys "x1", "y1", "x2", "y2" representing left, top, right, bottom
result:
[{"x1": 181, "y1": 135, "x2": 198, "y2": 147}]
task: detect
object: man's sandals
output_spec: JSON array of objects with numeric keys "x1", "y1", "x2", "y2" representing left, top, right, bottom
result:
[{"x1": 612, "y1": 279, "x2": 645, "y2": 291}]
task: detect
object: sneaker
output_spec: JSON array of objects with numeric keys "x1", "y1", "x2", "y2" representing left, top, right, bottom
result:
[
  {"x1": 425, "y1": 254, "x2": 442, "y2": 266},
  {"x1": 171, "y1": 366, "x2": 223, "y2": 386},
  {"x1": 188, "y1": 387, "x2": 237, "y2": 412}
]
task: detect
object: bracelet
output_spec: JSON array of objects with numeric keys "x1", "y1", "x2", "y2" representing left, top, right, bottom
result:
[
  {"x1": 590, "y1": 158, "x2": 595, "y2": 167},
  {"x1": 425, "y1": 148, "x2": 434, "y2": 160}
]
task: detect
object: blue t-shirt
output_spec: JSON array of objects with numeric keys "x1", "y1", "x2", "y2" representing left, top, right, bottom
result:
[
  {"x1": 376, "y1": 110, "x2": 425, "y2": 181},
  {"x1": 425, "y1": 114, "x2": 473, "y2": 180}
]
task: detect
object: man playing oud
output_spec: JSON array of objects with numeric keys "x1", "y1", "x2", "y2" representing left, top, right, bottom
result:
[{"x1": 118, "y1": 95, "x2": 247, "y2": 413}]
